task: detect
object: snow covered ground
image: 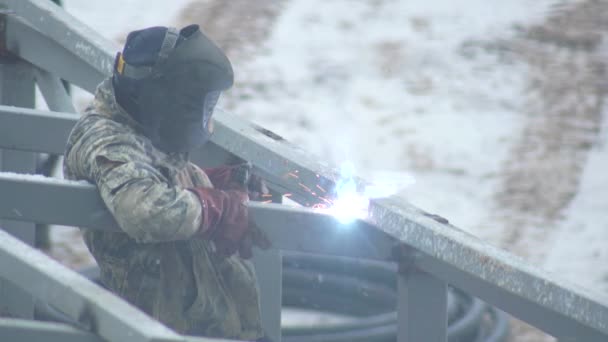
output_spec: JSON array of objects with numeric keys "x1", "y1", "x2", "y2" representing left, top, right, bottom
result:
[{"x1": 53, "y1": 0, "x2": 608, "y2": 340}]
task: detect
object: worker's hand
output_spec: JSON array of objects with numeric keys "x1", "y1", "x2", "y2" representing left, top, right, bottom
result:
[
  {"x1": 204, "y1": 162, "x2": 269, "y2": 201},
  {"x1": 237, "y1": 220, "x2": 272, "y2": 259},
  {"x1": 247, "y1": 173, "x2": 269, "y2": 201},
  {"x1": 204, "y1": 162, "x2": 250, "y2": 190},
  {"x1": 188, "y1": 187, "x2": 251, "y2": 257}
]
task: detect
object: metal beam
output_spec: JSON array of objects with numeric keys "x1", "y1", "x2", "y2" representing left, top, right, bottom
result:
[
  {"x1": 0, "y1": 3, "x2": 606, "y2": 339},
  {"x1": 0, "y1": 228, "x2": 189, "y2": 342},
  {"x1": 207, "y1": 109, "x2": 351, "y2": 205},
  {"x1": 0, "y1": 173, "x2": 395, "y2": 260},
  {"x1": 33, "y1": 66, "x2": 76, "y2": 113},
  {"x1": 0, "y1": 106, "x2": 78, "y2": 154},
  {"x1": 0, "y1": 59, "x2": 37, "y2": 319},
  {"x1": 251, "y1": 249, "x2": 282, "y2": 342},
  {"x1": 1, "y1": 0, "x2": 346, "y2": 204},
  {"x1": 397, "y1": 269, "x2": 447, "y2": 342},
  {"x1": 1, "y1": 102, "x2": 608, "y2": 341},
  {"x1": 0, "y1": 104, "x2": 341, "y2": 207},
  {"x1": 2, "y1": 0, "x2": 116, "y2": 92},
  {"x1": 3, "y1": 170, "x2": 608, "y2": 340},
  {"x1": 0, "y1": 318, "x2": 104, "y2": 342},
  {"x1": 369, "y1": 196, "x2": 608, "y2": 341},
  {"x1": 252, "y1": 189, "x2": 283, "y2": 342}
]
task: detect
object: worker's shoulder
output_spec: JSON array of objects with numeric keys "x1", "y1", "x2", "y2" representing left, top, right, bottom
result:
[
  {"x1": 65, "y1": 108, "x2": 147, "y2": 165},
  {"x1": 73, "y1": 108, "x2": 134, "y2": 139}
]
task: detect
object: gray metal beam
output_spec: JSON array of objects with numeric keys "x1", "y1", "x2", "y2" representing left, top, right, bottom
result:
[
  {"x1": 1, "y1": 100, "x2": 608, "y2": 341},
  {"x1": 251, "y1": 249, "x2": 282, "y2": 342},
  {"x1": 369, "y1": 196, "x2": 608, "y2": 341},
  {"x1": 0, "y1": 173, "x2": 395, "y2": 260},
  {"x1": 0, "y1": 228, "x2": 189, "y2": 342},
  {"x1": 33, "y1": 66, "x2": 76, "y2": 113},
  {"x1": 0, "y1": 104, "x2": 339, "y2": 207},
  {"x1": 397, "y1": 269, "x2": 447, "y2": 342},
  {"x1": 207, "y1": 109, "x2": 350, "y2": 206},
  {"x1": 0, "y1": 319, "x2": 240, "y2": 342},
  {"x1": 0, "y1": 318, "x2": 104, "y2": 342},
  {"x1": 5, "y1": 173, "x2": 608, "y2": 340},
  {"x1": 2, "y1": 0, "x2": 116, "y2": 92},
  {"x1": 0, "y1": 102, "x2": 345, "y2": 206},
  {"x1": 0, "y1": 59, "x2": 37, "y2": 319},
  {"x1": 252, "y1": 189, "x2": 283, "y2": 342},
  {"x1": 0, "y1": 106, "x2": 78, "y2": 154},
  {"x1": 0, "y1": 3, "x2": 606, "y2": 339}
]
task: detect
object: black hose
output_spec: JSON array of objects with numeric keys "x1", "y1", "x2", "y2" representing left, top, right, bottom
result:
[{"x1": 280, "y1": 252, "x2": 509, "y2": 342}]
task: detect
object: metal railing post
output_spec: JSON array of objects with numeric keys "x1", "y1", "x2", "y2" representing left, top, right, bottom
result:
[
  {"x1": 397, "y1": 250, "x2": 448, "y2": 342},
  {"x1": 0, "y1": 25, "x2": 37, "y2": 317},
  {"x1": 252, "y1": 189, "x2": 283, "y2": 342}
]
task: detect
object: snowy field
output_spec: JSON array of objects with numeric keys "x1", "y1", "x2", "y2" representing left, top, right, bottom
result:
[{"x1": 53, "y1": 0, "x2": 608, "y2": 340}]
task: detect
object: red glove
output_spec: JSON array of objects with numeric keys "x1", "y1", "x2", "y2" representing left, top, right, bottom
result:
[
  {"x1": 204, "y1": 162, "x2": 251, "y2": 190},
  {"x1": 188, "y1": 187, "x2": 250, "y2": 257}
]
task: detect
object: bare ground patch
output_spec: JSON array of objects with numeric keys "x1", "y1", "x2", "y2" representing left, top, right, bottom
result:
[{"x1": 490, "y1": 1, "x2": 608, "y2": 340}]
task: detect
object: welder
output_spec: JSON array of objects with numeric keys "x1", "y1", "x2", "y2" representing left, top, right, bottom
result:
[{"x1": 63, "y1": 25, "x2": 271, "y2": 341}]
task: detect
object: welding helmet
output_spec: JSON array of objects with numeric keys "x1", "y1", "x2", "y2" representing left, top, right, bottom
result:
[{"x1": 112, "y1": 25, "x2": 233, "y2": 152}]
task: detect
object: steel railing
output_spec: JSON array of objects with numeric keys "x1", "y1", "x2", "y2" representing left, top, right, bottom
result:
[{"x1": 1, "y1": 0, "x2": 608, "y2": 341}]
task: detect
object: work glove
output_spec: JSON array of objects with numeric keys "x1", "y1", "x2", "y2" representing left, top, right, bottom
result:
[
  {"x1": 237, "y1": 216, "x2": 272, "y2": 259},
  {"x1": 204, "y1": 162, "x2": 269, "y2": 201},
  {"x1": 188, "y1": 187, "x2": 271, "y2": 258}
]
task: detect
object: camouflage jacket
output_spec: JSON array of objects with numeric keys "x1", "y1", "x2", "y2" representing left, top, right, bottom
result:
[{"x1": 63, "y1": 79, "x2": 264, "y2": 340}]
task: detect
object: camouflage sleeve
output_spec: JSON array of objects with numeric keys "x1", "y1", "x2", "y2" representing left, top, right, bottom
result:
[{"x1": 66, "y1": 117, "x2": 202, "y2": 243}]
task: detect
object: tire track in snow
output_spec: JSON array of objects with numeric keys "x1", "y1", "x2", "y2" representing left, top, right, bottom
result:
[
  {"x1": 177, "y1": 0, "x2": 287, "y2": 63},
  {"x1": 492, "y1": 2, "x2": 608, "y2": 341},
  {"x1": 495, "y1": 0, "x2": 607, "y2": 261}
]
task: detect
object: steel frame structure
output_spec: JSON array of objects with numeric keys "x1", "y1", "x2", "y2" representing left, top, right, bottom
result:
[{"x1": 1, "y1": 0, "x2": 608, "y2": 341}]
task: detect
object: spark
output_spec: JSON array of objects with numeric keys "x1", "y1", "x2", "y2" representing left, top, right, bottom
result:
[
  {"x1": 287, "y1": 172, "x2": 299, "y2": 178},
  {"x1": 262, "y1": 200, "x2": 273, "y2": 204},
  {"x1": 298, "y1": 182, "x2": 312, "y2": 192},
  {"x1": 319, "y1": 197, "x2": 332, "y2": 204},
  {"x1": 284, "y1": 193, "x2": 292, "y2": 197},
  {"x1": 316, "y1": 184, "x2": 326, "y2": 193},
  {"x1": 262, "y1": 194, "x2": 273, "y2": 198}
]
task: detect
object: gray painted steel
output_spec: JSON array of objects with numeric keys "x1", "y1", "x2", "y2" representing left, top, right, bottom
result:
[
  {"x1": 252, "y1": 249, "x2": 282, "y2": 342},
  {"x1": 397, "y1": 270, "x2": 448, "y2": 342},
  {"x1": 0, "y1": 228, "x2": 189, "y2": 342},
  {"x1": 0, "y1": 106, "x2": 78, "y2": 154},
  {"x1": 34, "y1": 66, "x2": 77, "y2": 113},
  {"x1": 0, "y1": 173, "x2": 395, "y2": 261},
  {"x1": 0, "y1": 318, "x2": 104, "y2": 342},
  {"x1": 3, "y1": 173, "x2": 608, "y2": 339},
  {"x1": 251, "y1": 189, "x2": 283, "y2": 342},
  {"x1": 0, "y1": 318, "x2": 236, "y2": 342},
  {"x1": 2, "y1": 0, "x2": 117, "y2": 92},
  {"x1": 3, "y1": 109, "x2": 608, "y2": 340},
  {"x1": 209, "y1": 108, "x2": 351, "y2": 206},
  {"x1": 0, "y1": 102, "x2": 344, "y2": 205},
  {"x1": 2, "y1": 0, "x2": 608, "y2": 341},
  {"x1": 0, "y1": 60, "x2": 37, "y2": 319},
  {"x1": 369, "y1": 197, "x2": 608, "y2": 341}
]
